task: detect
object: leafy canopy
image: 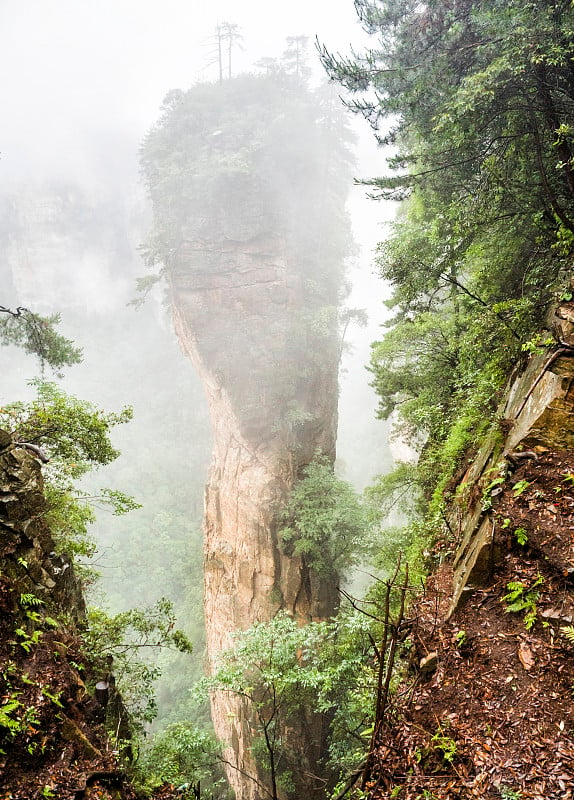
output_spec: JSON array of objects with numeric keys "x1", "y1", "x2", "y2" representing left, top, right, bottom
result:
[
  {"x1": 322, "y1": 0, "x2": 574, "y2": 510},
  {"x1": 85, "y1": 599, "x2": 193, "y2": 727},
  {"x1": 0, "y1": 379, "x2": 132, "y2": 476},
  {"x1": 0, "y1": 381, "x2": 137, "y2": 566}
]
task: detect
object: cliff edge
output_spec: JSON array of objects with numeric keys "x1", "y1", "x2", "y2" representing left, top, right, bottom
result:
[{"x1": 364, "y1": 305, "x2": 574, "y2": 800}]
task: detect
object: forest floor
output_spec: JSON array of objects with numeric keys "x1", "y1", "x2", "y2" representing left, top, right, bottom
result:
[{"x1": 366, "y1": 448, "x2": 574, "y2": 800}]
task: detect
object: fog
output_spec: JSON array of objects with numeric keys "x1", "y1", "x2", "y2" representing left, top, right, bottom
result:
[
  {"x1": 0, "y1": 0, "x2": 367, "y2": 184},
  {"x1": 0, "y1": 0, "x2": 396, "y2": 747}
]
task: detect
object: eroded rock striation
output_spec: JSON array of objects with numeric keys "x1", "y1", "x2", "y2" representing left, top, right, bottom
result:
[
  {"x1": 446, "y1": 302, "x2": 574, "y2": 615},
  {"x1": 362, "y1": 303, "x2": 574, "y2": 798}
]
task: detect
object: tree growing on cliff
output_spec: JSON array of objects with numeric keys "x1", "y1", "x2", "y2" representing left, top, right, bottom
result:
[
  {"x1": 0, "y1": 304, "x2": 82, "y2": 375},
  {"x1": 138, "y1": 64, "x2": 355, "y2": 307},
  {"x1": 0, "y1": 380, "x2": 137, "y2": 573},
  {"x1": 199, "y1": 606, "x2": 397, "y2": 798},
  {"x1": 209, "y1": 22, "x2": 244, "y2": 82},
  {"x1": 197, "y1": 613, "x2": 333, "y2": 800},
  {"x1": 85, "y1": 599, "x2": 193, "y2": 729},
  {"x1": 278, "y1": 454, "x2": 371, "y2": 578}
]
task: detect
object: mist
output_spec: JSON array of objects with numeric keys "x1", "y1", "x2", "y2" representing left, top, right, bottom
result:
[{"x1": 0, "y1": 2, "x2": 396, "y2": 792}]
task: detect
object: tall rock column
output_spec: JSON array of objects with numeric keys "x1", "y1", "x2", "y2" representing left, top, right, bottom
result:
[
  {"x1": 170, "y1": 233, "x2": 340, "y2": 798},
  {"x1": 141, "y1": 74, "x2": 355, "y2": 799}
]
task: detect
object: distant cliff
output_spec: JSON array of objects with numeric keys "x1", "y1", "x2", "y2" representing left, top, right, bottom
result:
[{"x1": 170, "y1": 231, "x2": 340, "y2": 799}]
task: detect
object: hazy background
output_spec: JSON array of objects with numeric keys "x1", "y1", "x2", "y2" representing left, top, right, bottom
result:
[
  {"x1": 0, "y1": 0, "x2": 370, "y2": 184},
  {"x1": 0, "y1": 0, "x2": 394, "y2": 475},
  {"x1": 0, "y1": 0, "x2": 396, "y2": 722}
]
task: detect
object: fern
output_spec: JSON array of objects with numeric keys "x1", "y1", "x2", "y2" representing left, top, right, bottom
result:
[
  {"x1": 0, "y1": 697, "x2": 23, "y2": 734},
  {"x1": 19, "y1": 593, "x2": 43, "y2": 608},
  {"x1": 512, "y1": 480, "x2": 531, "y2": 497},
  {"x1": 514, "y1": 527, "x2": 528, "y2": 546},
  {"x1": 502, "y1": 575, "x2": 543, "y2": 629},
  {"x1": 503, "y1": 581, "x2": 526, "y2": 603},
  {"x1": 561, "y1": 625, "x2": 574, "y2": 644}
]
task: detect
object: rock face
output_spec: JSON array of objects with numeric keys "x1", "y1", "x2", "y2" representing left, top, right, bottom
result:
[
  {"x1": 0, "y1": 430, "x2": 146, "y2": 798},
  {"x1": 447, "y1": 303, "x2": 574, "y2": 616},
  {"x1": 170, "y1": 231, "x2": 340, "y2": 799},
  {"x1": 0, "y1": 430, "x2": 85, "y2": 615}
]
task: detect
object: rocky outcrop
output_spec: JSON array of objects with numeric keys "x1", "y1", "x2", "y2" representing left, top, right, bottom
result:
[
  {"x1": 446, "y1": 303, "x2": 574, "y2": 615},
  {"x1": 170, "y1": 231, "x2": 340, "y2": 799},
  {"x1": 0, "y1": 430, "x2": 85, "y2": 615},
  {"x1": 365, "y1": 304, "x2": 574, "y2": 799},
  {"x1": 142, "y1": 76, "x2": 354, "y2": 798}
]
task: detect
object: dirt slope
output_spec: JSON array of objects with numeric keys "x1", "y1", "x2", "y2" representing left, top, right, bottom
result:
[{"x1": 367, "y1": 449, "x2": 574, "y2": 800}]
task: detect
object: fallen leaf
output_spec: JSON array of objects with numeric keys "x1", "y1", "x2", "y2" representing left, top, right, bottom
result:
[{"x1": 518, "y1": 641, "x2": 535, "y2": 670}]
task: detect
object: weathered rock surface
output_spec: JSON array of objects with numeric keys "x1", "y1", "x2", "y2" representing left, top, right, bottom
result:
[
  {"x1": 447, "y1": 304, "x2": 574, "y2": 616},
  {"x1": 170, "y1": 232, "x2": 340, "y2": 799},
  {"x1": 143, "y1": 77, "x2": 354, "y2": 798},
  {"x1": 0, "y1": 430, "x2": 172, "y2": 799},
  {"x1": 0, "y1": 430, "x2": 85, "y2": 615}
]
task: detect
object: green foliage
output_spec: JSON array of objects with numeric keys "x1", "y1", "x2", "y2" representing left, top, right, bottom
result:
[
  {"x1": 322, "y1": 0, "x2": 574, "y2": 552},
  {"x1": 514, "y1": 527, "x2": 529, "y2": 546},
  {"x1": 502, "y1": 574, "x2": 544, "y2": 630},
  {"x1": 560, "y1": 624, "x2": 574, "y2": 644},
  {"x1": 139, "y1": 72, "x2": 355, "y2": 302},
  {"x1": 313, "y1": 609, "x2": 380, "y2": 773},
  {"x1": 512, "y1": 480, "x2": 531, "y2": 498},
  {"x1": 278, "y1": 454, "x2": 370, "y2": 577},
  {"x1": 500, "y1": 788, "x2": 523, "y2": 800},
  {"x1": 0, "y1": 305, "x2": 82, "y2": 375},
  {"x1": 137, "y1": 721, "x2": 224, "y2": 794},
  {"x1": 431, "y1": 725, "x2": 458, "y2": 765},
  {"x1": 12, "y1": 595, "x2": 61, "y2": 653},
  {"x1": 198, "y1": 611, "x2": 326, "y2": 711},
  {"x1": 14, "y1": 627, "x2": 43, "y2": 653},
  {"x1": 0, "y1": 380, "x2": 138, "y2": 569},
  {"x1": 224, "y1": 566, "x2": 408, "y2": 796},
  {"x1": 197, "y1": 612, "x2": 329, "y2": 797},
  {"x1": 41, "y1": 688, "x2": 63, "y2": 708},
  {"x1": 19, "y1": 593, "x2": 43, "y2": 609},
  {"x1": 0, "y1": 695, "x2": 25, "y2": 736},
  {"x1": 521, "y1": 333, "x2": 555, "y2": 354},
  {"x1": 84, "y1": 598, "x2": 193, "y2": 727},
  {"x1": 1, "y1": 379, "x2": 132, "y2": 475},
  {"x1": 0, "y1": 692, "x2": 40, "y2": 742},
  {"x1": 198, "y1": 606, "x2": 394, "y2": 791},
  {"x1": 365, "y1": 462, "x2": 422, "y2": 521},
  {"x1": 43, "y1": 485, "x2": 97, "y2": 565}
]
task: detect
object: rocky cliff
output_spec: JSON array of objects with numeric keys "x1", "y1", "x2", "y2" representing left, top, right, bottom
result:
[
  {"x1": 141, "y1": 75, "x2": 355, "y2": 799},
  {"x1": 170, "y1": 229, "x2": 341, "y2": 799},
  {"x1": 363, "y1": 303, "x2": 574, "y2": 799}
]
